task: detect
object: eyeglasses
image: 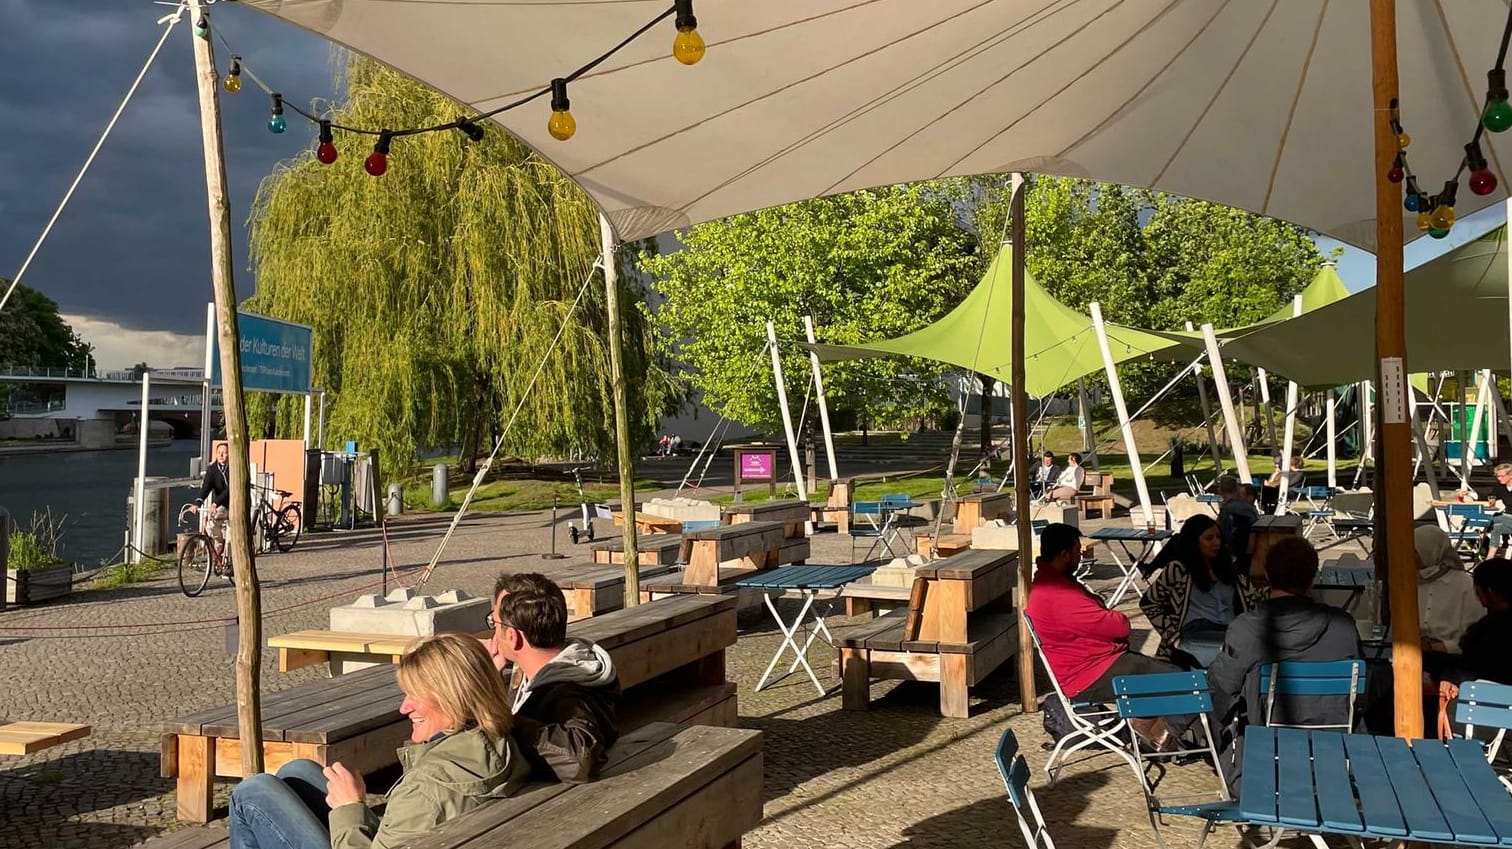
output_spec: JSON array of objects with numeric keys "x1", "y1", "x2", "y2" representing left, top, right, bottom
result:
[{"x1": 485, "y1": 612, "x2": 510, "y2": 630}]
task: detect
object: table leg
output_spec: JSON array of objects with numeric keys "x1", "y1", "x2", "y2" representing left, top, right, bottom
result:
[
  {"x1": 175, "y1": 734, "x2": 214, "y2": 823},
  {"x1": 755, "y1": 592, "x2": 827, "y2": 695},
  {"x1": 785, "y1": 595, "x2": 835, "y2": 676},
  {"x1": 1104, "y1": 542, "x2": 1139, "y2": 607}
]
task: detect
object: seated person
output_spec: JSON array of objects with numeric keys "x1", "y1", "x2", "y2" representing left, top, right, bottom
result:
[
  {"x1": 1140, "y1": 515, "x2": 1265, "y2": 669},
  {"x1": 1415, "y1": 525, "x2": 1482, "y2": 654},
  {"x1": 1025, "y1": 523, "x2": 1188, "y2": 748},
  {"x1": 1030, "y1": 451, "x2": 1059, "y2": 499},
  {"x1": 1481, "y1": 464, "x2": 1512, "y2": 558},
  {"x1": 1044, "y1": 452, "x2": 1086, "y2": 503},
  {"x1": 1430, "y1": 557, "x2": 1512, "y2": 691},
  {"x1": 1215, "y1": 475, "x2": 1259, "y2": 575},
  {"x1": 488, "y1": 572, "x2": 620, "y2": 784},
  {"x1": 230, "y1": 634, "x2": 529, "y2": 849},
  {"x1": 1208, "y1": 537, "x2": 1361, "y2": 768},
  {"x1": 1261, "y1": 454, "x2": 1285, "y2": 512}
]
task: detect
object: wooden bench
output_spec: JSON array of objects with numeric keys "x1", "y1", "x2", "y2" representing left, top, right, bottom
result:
[
  {"x1": 591, "y1": 534, "x2": 685, "y2": 567},
  {"x1": 915, "y1": 531, "x2": 971, "y2": 559},
  {"x1": 954, "y1": 491, "x2": 1013, "y2": 530},
  {"x1": 169, "y1": 595, "x2": 738, "y2": 823},
  {"x1": 837, "y1": 549, "x2": 1020, "y2": 718},
  {"x1": 554, "y1": 562, "x2": 675, "y2": 620},
  {"x1": 723, "y1": 499, "x2": 810, "y2": 539},
  {"x1": 610, "y1": 511, "x2": 685, "y2": 535},
  {"x1": 1077, "y1": 472, "x2": 1115, "y2": 519},
  {"x1": 133, "y1": 722, "x2": 762, "y2": 849},
  {"x1": 679, "y1": 520, "x2": 797, "y2": 586},
  {"x1": 0, "y1": 720, "x2": 91, "y2": 755},
  {"x1": 812, "y1": 478, "x2": 854, "y2": 533},
  {"x1": 268, "y1": 629, "x2": 491, "y2": 674}
]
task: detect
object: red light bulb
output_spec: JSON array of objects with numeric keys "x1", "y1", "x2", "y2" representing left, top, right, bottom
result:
[
  {"x1": 1470, "y1": 168, "x2": 1499, "y2": 196},
  {"x1": 317, "y1": 143, "x2": 338, "y2": 165},
  {"x1": 364, "y1": 151, "x2": 387, "y2": 176},
  {"x1": 1387, "y1": 165, "x2": 1404, "y2": 183}
]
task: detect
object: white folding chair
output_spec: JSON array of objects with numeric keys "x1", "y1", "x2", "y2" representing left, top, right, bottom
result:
[
  {"x1": 994, "y1": 729, "x2": 1057, "y2": 849},
  {"x1": 1022, "y1": 612, "x2": 1140, "y2": 786}
]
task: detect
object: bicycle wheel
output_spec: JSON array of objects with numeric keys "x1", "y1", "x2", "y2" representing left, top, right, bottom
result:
[
  {"x1": 273, "y1": 505, "x2": 302, "y2": 553},
  {"x1": 178, "y1": 534, "x2": 214, "y2": 597}
]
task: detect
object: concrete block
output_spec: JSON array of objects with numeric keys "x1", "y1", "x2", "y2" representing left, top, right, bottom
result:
[
  {"x1": 972, "y1": 524, "x2": 1036, "y2": 554},
  {"x1": 870, "y1": 554, "x2": 928, "y2": 587},
  {"x1": 643, "y1": 497, "x2": 721, "y2": 522},
  {"x1": 329, "y1": 587, "x2": 488, "y2": 674}
]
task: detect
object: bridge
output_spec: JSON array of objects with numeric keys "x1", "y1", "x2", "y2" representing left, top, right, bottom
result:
[{"x1": 0, "y1": 367, "x2": 223, "y2": 444}]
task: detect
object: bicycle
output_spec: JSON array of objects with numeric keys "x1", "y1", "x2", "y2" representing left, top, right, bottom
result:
[
  {"x1": 253, "y1": 484, "x2": 303, "y2": 554},
  {"x1": 177, "y1": 503, "x2": 234, "y2": 597}
]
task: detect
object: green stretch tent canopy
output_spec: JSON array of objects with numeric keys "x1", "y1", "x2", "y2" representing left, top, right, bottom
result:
[
  {"x1": 806, "y1": 245, "x2": 1177, "y2": 398},
  {"x1": 1142, "y1": 263, "x2": 1354, "y2": 347},
  {"x1": 1209, "y1": 235, "x2": 1508, "y2": 389}
]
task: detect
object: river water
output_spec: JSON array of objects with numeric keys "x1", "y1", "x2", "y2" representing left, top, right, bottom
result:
[{"x1": 0, "y1": 440, "x2": 202, "y2": 566}]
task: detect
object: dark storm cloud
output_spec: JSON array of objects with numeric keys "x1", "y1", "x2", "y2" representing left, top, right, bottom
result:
[{"x1": 1, "y1": 0, "x2": 335, "y2": 345}]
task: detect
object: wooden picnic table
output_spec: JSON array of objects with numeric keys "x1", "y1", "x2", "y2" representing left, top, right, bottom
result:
[
  {"x1": 0, "y1": 720, "x2": 90, "y2": 755},
  {"x1": 679, "y1": 519, "x2": 788, "y2": 586},
  {"x1": 954, "y1": 492, "x2": 1013, "y2": 529},
  {"x1": 610, "y1": 511, "x2": 685, "y2": 534},
  {"x1": 590, "y1": 532, "x2": 684, "y2": 567},
  {"x1": 722, "y1": 498, "x2": 810, "y2": 539}
]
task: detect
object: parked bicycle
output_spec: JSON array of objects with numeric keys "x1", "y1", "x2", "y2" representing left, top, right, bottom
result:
[
  {"x1": 254, "y1": 484, "x2": 303, "y2": 554},
  {"x1": 177, "y1": 503, "x2": 233, "y2": 597}
]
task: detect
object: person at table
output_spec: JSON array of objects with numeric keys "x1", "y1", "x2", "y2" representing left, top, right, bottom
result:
[
  {"x1": 1477, "y1": 464, "x2": 1512, "y2": 558},
  {"x1": 1261, "y1": 453, "x2": 1285, "y2": 511},
  {"x1": 228, "y1": 633, "x2": 529, "y2": 849},
  {"x1": 1428, "y1": 558, "x2": 1512, "y2": 691},
  {"x1": 1026, "y1": 523, "x2": 1189, "y2": 748},
  {"x1": 487, "y1": 572, "x2": 620, "y2": 784},
  {"x1": 1043, "y1": 452, "x2": 1085, "y2": 503},
  {"x1": 1215, "y1": 475, "x2": 1259, "y2": 573},
  {"x1": 1207, "y1": 536, "x2": 1361, "y2": 787},
  {"x1": 1030, "y1": 451, "x2": 1059, "y2": 499},
  {"x1": 1414, "y1": 525, "x2": 1481, "y2": 654},
  {"x1": 1140, "y1": 515, "x2": 1265, "y2": 669}
]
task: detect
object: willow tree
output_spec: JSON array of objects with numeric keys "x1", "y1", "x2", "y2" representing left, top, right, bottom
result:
[{"x1": 246, "y1": 58, "x2": 678, "y2": 472}]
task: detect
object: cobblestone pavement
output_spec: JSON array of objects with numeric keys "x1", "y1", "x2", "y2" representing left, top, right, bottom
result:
[{"x1": 0, "y1": 506, "x2": 1344, "y2": 849}]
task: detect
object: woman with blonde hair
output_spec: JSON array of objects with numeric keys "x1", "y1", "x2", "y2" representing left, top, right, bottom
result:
[{"x1": 229, "y1": 633, "x2": 529, "y2": 849}]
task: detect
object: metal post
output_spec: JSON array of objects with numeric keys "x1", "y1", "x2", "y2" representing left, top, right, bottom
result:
[
  {"x1": 1456, "y1": 371, "x2": 1472, "y2": 491},
  {"x1": 1469, "y1": 370, "x2": 1492, "y2": 482},
  {"x1": 766, "y1": 322, "x2": 809, "y2": 502},
  {"x1": 302, "y1": 393, "x2": 312, "y2": 450},
  {"x1": 1090, "y1": 302, "x2": 1154, "y2": 525},
  {"x1": 1077, "y1": 377, "x2": 1098, "y2": 469},
  {"x1": 1186, "y1": 322, "x2": 1226, "y2": 479},
  {"x1": 1200, "y1": 324, "x2": 1252, "y2": 482},
  {"x1": 1276, "y1": 297, "x2": 1304, "y2": 512},
  {"x1": 803, "y1": 316, "x2": 840, "y2": 482},
  {"x1": 1326, "y1": 389, "x2": 1338, "y2": 489},
  {"x1": 542, "y1": 494, "x2": 566, "y2": 560},
  {"x1": 316, "y1": 389, "x2": 327, "y2": 450},
  {"x1": 200, "y1": 301, "x2": 214, "y2": 467},
  {"x1": 1258, "y1": 368, "x2": 1280, "y2": 456},
  {"x1": 133, "y1": 370, "x2": 151, "y2": 564}
]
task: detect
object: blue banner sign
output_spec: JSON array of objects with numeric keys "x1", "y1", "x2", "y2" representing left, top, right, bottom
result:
[{"x1": 210, "y1": 312, "x2": 313, "y2": 394}]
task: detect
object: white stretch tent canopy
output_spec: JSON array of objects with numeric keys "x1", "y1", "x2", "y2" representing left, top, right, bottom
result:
[
  {"x1": 1213, "y1": 233, "x2": 1508, "y2": 388},
  {"x1": 243, "y1": 0, "x2": 1512, "y2": 248}
]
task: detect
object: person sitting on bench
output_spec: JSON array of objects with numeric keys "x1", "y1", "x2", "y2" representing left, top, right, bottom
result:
[
  {"x1": 229, "y1": 634, "x2": 529, "y2": 849},
  {"x1": 488, "y1": 572, "x2": 620, "y2": 784},
  {"x1": 1030, "y1": 451, "x2": 1059, "y2": 499},
  {"x1": 1043, "y1": 452, "x2": 1085, "y2": 503}
]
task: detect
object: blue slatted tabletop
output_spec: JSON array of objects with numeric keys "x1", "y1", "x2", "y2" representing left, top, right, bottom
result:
[
  {"x1": 1089, "y1": 527, "x2": 1173, "y2": 541},
  {"x1": 1239, "y1": 727, "x2": 1512, "y2": 845},
  {"x1": 735, "y1": 564, "x2": 876, "y2": 590},
  {"x1": 1316, "y1": 565, "x2": 1374, "y2": 588}
]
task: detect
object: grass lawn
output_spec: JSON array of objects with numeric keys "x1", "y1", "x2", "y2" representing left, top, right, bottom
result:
[{"x1": 403, "y1": 475, "x2": 663, "y2": 513}]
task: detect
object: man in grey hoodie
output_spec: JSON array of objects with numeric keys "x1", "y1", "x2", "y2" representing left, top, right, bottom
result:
[{"x1": 488, "y1": 572, "x2": 620, "y2": 784}]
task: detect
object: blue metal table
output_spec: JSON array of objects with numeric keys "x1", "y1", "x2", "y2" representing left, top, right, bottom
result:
[
  {"x1": 736, "y1": 565, "x2": 877, "y2": 695},
  {"x1": 1088, "y1": 527, "x2": 1172, "y2": 607},
  {"x1": 1239, "y1": 726, "x2": 1512, "y2": 847},
  {"x1": 1315, "y1": 564, "x2": 1375, "y2": 613}
]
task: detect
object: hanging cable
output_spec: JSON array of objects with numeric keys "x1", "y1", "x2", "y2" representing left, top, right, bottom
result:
[{"x1": 1, "y1": 5, "x2": 185, "y2": 315}]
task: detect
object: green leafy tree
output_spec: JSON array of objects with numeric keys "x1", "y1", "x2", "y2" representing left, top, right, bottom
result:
[
  {"x1": 246, "y1": 58, "x2": 681, "y2": 471},
  {"x1": 639, "y1": 186, "x2": 980, "y2": 433},
  {"x1": 0, "y1": 282, "x2": 95, "y2": 374}
]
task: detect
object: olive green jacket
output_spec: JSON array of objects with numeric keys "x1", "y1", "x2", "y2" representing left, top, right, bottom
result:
[{"x1": 329, "y1": 726, "x2": 529, "y2": 849}]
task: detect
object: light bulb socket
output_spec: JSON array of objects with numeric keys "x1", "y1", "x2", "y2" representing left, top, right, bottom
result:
[
  {"x1": 1466, "y1": 140, "x2": 1490, "y2": 171},
  {"x1": 1440, "y1": 178, "x2": 1459, "y2": 208},
  {"x1": 456, "y1": 118, "x2": 485, "y2": 142},
  {"x1": 550, "y1": 78, "x2": 570, "y2": 113},
  {"x1": 373, "y1": 130, "x2": 394, "y2": 156},
  {"x1": 194, "y1": 17, "x2": 209, "y2": 37},
  {"x1": 319, "y1": 120, "x2": 334, "y2": 146},
  {"x1": 1490, "y1": 68, "x2": 1510, "y2": 102},
  {"x1": 229, "y1": 57, "x2": 241, "y2": 77},
  {"x1": 674, "y1": 0, "x2": 698, "y2": 31},
  {"x1": 270, "y1": 93, "x2": 284, "y2": 116}
]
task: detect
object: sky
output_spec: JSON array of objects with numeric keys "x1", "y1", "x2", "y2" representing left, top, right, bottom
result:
[{"x1": 2, "y1": 0, "x2": 1505, "y2": 372}]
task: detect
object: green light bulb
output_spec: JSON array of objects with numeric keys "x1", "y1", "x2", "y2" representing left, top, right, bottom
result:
[
  {"x1": 1485, "y1": 99, "x2": 1512, "y2": 133},
  {"x1": 1429, "y1": 227, "x2": 1451, "y2": 239}
]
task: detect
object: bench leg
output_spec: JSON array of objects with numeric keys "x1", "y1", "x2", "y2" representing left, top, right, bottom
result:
[
  {"x1": 840, "y1": 648, "x2": 870, "y2": 711},
  {"x1": 176, "y1": 734, "x2": 214, "y2": 823},
  {"x1": 939, "y1": 654, "x2": 969, "y2": 718},
  {"x1": 692, "y1": 648, "x2": 726, "y2": 686},
  {"x1": 845, "y1": 597, "x2": 872, "y2": 617}
]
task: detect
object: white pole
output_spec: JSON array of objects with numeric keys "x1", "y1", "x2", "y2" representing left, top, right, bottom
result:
[
  {"x1": 1276, "y1": 296, "x2": 1304, "y2": 513},
  {"x1": 1410, "y1": 388, "x2": 1443, "y2": 498},
  {"x1": 1456, "y1": 371, "x2": 1472, "y2": 490},
  {"x1": 1258, "y1": 368, "x2": 1279, "y2": 457},
  {"x1": 1361, "y1": 382, "x2": 1374, "y2": 462},
  {"x1": 1469, "y1": 369, "x2": 1492, "y2": 477},
  {"x1": 1089, "y1": 302, "x2": 1153, "y2": 525},
  {"x1": 302, "y1": 393, "x2": 312, "y2": 450},
  {"x1": 1325, "y1": 389, "x2": 1338, "y2": 489},
  {"x1": 1200, "y1": 323, "x2": 1253, "y2": 482},
  {"x1": 200, "y1": 301, "x2": 214, "y2": 468},
  {"x1": 1186, "y1": 321, "x2": 1226, "y2": 479},
  {"x1": 316, "y1": 389, "x2": 327, "y2": 450},
  {"x1": 802, "y1": 316, "x2": 840, "y2": 481},
  {"x1": 766, "y1": 322, "x2": 808, "y2": 501},
  {"x1": 133, "y1": 370, "x2": 151, "y2": 564}
]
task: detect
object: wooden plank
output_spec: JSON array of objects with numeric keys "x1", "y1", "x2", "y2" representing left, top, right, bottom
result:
[
  {"x1": 1377, "y1": 736, "x2": 1453, "y2": 842},
  {"x1": 902, "y1": 578, "x2": 927, "y2": 642},
  {"x1": 641, "y1": 568, "x2": 746, "y2": 596},
  {"x1": 1448, "y1": 739, "x2": 1512, "y2": 843},
  {"x1": 964, "y1": 618, "x2": 1020, "y2": 685},
  {"x1": 0, "y1": 721, "x2": 90, "y2": 755},
  {"x1": 840, "y1": 648, "x2": 870, "y2": 711},
  {"x1": 1411, "y1": 742, "x2": 1496, "y2": 844},
  {"x1": 777, "y1": 537, "x2": 810, "y2": 566},
  {"x1": 917, "y1": 578, "x2": 968, "y2": 644},
  {"x1": 1342, "y1": 733, "x2": 1407, "y2": 838},
  {"x1": 1309, "y1": 732, "x2": 1363, "y2": 833},
  {"x1": 202, "y1": 678, "x2": 401, "y2": 742},
  {"x1": 133, "y1": 827, "x2": 230, "y2": 849},
  {"x1": 275, "y1": 684, "x2": 409, "y2": 744},
  {"x1": 865, "y1": 650, "x2": 941, "y2": 683},
  {"x1": 570, "y1": 595, "x2": 734, "y2": 650},
  {"x1": 211, "y1": 737, "x2": 297, "y2": 778},
  {"x1": 618, "y1": 682, "x2": 738, "y2": 731},
  {"x1": 611, "y1": 607, "x2": 736, "y2": 690},
  {"x1": 938, "y1": 654, "x2": 969, "y2": 718},
  {"x1": 1237, "y1": 726, "x2": 1278, "y2": 823},
  {"x1": 267, "y1": 630, "x2": 379, "y2": 651},
  {"x1": 964, "y1": 555, "x2": 1015, "y2": 611},
  {"x1": 599, "y1": 754, "x2": 763, "y2": 849},
  {"x1": 326, "y1": 721, "x2": 414, "y2": 776},
  {"x1": 175, "y1": 734, "x2": 214, "y2": 823},
  {"x1": 926, "y1": 548, "x2": 1016, "y2": 581},
  {"x1": 278, "y1": 646, "x2": 329, "y2": 673},
  {"x1": 840, "y1": 611, "x2": 907, "y2": 651},
  {"x1": 591, "y1": 535, "x2": 683, "y2": 567}
]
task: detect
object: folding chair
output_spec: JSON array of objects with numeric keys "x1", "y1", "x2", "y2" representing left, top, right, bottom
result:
[
  {"x1": 994, "y1": 729, "x2": 1057, "y2": 849},
  {"x1": 1257, "y1": 659, "x2": 1366, "y2": 730},
  {"x1": 1021, "y1": 612, "x2": 1140, "y2": 786},
  {"x1": 1112, "y1": 670, "x2": 1242, "y2": 849},
  {"x1": 1439, "y1": 503, "x2": 1492, "y2": 558},
  {"x1": 1454, "y1": 679, "x2": 1512, "y2": 792},
  {"x1": 1297, "y1": 486, "x2": 1337, "y2": 540},
  {"x1": 848, "y1": 501, "x2": 899, "y2": 563}
]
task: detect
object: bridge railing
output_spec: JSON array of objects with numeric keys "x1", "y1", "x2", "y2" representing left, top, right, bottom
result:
[
  {"x1": 0, "y1": 364, "x2": 96, "y2": 380},
  {"x1": 7, "y1": 398, "x2": 68, "y2": 415}
]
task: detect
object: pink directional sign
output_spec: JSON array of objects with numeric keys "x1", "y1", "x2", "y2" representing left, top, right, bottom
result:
[{"x1": 739, "y1": 451, "x2": 776, "y2": 481}]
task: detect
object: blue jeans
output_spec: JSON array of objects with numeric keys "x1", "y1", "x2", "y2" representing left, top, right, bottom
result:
[{"x1": 229, "y1": 759, "x2": 332, "y2": 849}]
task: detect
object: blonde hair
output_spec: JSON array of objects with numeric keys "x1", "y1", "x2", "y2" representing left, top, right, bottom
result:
[{"x1": 397, "y1": 634, "x2": 513, "y2": 738}]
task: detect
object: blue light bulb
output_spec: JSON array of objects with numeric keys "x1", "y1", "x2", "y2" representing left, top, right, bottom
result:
[
  {"x1": 268, "y1": 115, "x2": 287, "y2": 134},
  {"x1": 1404, "y1": 193, "x2": 1420, "y2": 212}
]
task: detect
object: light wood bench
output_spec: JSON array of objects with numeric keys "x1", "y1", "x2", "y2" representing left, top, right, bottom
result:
[
  {"x1": 679, "y1": 520, "x2": 792, "y2": 586},
  {"x1": 610, "y1": 511, "x2": 685, "y2": 535},
  {"x1": 555, "y1": 562, "x2": 675, "y2": 621},
  {"x1": 591, "y1": 534, "x2": 685, "y2": 567},
  {"x1": 722, "y1": 499, "x2": 810, "y2": 539},
  {"x1": 169, "y1": 594, "x2": 738, "y2": 823},
  {"x1": 1077, "y1": 472, "x2": 1115, "y2": 519},
  {"x1": 812, "y1": 478, "x2": 854, "y2": 533},
  {"x1": 837, "y1": 549, "x2": 1020, "y2": 718},
  {"x1": 0, "y1": 720, "x2": 91, "y2": 755},
  {"x1": 134, "y1": 722, "x2": 762, "y2": 849},
  {"x1": 954, "y1": 492, "x2": 1013, "y2": 529},
  {"x1": 915, "y1": 531, "x2": 971, "y2": 560},
  {"x1": 268, "y1": 629, "x2": 491, "y2": 674}
]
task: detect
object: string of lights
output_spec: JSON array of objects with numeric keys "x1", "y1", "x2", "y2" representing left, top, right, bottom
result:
[
  {"x1": 200, "y1": 0, "x2": 704, "y2": 176},
  {"x1": 1388, "y1": 3, "x2": 1512, "y2": 239}
]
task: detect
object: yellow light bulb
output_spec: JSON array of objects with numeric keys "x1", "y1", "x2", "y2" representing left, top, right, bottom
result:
[
  {"x1": 223, "y1": 74, "x2": 241, "y2": 94},
  {"x1": 1398, "y1": 130, "x2": 1411, "y2": 149},
  {"x1": 674, "y1": 27, "x2": 706, "y2": 65},
  {"x1": 548, "y1": 109, "x2": 576, "y2": 141},
  {"x1": 1430, "y1": 205, "x2": 1455, "y2": 230},
  {"x1": 1417, "y1": 210, "x2": 1432, "y2": 232}
]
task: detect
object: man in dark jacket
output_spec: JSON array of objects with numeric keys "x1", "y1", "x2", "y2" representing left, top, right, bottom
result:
[{"x1": 488, "y1": 572, "x2": 619, "y2": 784}]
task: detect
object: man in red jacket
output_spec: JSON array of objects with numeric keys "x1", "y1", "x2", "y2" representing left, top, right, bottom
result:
[{"x1": 1026, "y1": 523, "x2": 1186, "y2": 746}]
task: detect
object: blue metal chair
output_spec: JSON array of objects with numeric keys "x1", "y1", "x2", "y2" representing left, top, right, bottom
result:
[
  {"x1": 1021, "y1": 612, "x2": 1140, "y2": 786},
  {"x1": 680, "y1": 519, "x2": 721, "y2": 533},
  {"x1": 1440, "y1": 503, "x2": 1492, "y2": 557},
  {"x1": 1298, "y1": 486, "x2": 1338, "y2": 540},
  {"x1": 1257, "y1": 660, "x2": 1366, "y2": 731},
  {"x1": 848, "y1": 501, "x2": 891, "y2": 563},
  {"x1": 1454, "y1": 679, "x2": 1512, "y2": 791},
  {"x1": 994, "y1": 728, "x2": 1057, "y2": 849},
  {"x1": 1111, "y1": 670, "x2": 1238, "y2": 849}
]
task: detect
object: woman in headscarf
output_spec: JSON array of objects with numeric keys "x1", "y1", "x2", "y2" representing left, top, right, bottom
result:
[{"x1": 1414, "y1": 525, "x2": 1482, "y2": 653}]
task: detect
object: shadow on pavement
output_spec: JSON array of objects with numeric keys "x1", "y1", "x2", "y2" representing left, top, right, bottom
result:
[{"x1": 883, "y1": 771, "x2": 1119, "y2": 849}]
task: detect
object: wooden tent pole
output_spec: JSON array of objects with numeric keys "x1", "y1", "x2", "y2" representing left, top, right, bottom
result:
[
  {"x1": 1009, "y1": 173, "x2": 1037, "y2": 711},
  {"x1": 1369, "y1": 0, "x2": 1422, "y2": 738},
  {"x1": 599, "y1": 215, "x2": 640, "y2": 606}
]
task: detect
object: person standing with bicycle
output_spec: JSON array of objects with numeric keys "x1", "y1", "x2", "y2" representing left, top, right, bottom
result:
[{"x1": 189, "y1": 442, "x2": 231, "y2": 544}]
